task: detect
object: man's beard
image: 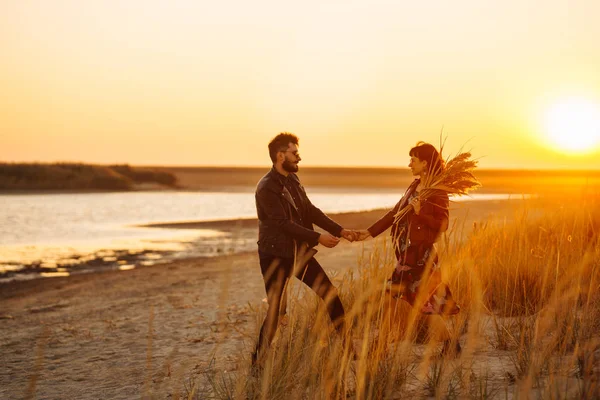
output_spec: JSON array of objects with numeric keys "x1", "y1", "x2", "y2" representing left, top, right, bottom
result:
[{"x1": 282, "y1": 159, "x2": 299, "y2": 173}]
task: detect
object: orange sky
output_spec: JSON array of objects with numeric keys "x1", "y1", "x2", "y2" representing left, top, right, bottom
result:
[{"x1": 1, "y1": 1, "x2": 600, "y2": 169}]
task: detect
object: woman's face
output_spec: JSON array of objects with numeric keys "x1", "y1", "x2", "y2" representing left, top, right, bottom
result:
[{"x1": 409, "y1": 156, "x2": 428, "y2": 176}]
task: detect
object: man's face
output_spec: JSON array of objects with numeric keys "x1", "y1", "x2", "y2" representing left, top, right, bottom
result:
[
  {"x1": 280, "y1": 143, "x2": 301, "y2": 173},
  {"x1": 408, "y1": 156, "x2": 427, "y2": 176}
]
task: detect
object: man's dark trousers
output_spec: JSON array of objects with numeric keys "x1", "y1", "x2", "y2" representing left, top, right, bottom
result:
[{"x1": 253, "y1": 251, "x2": 346, "y2": 362}]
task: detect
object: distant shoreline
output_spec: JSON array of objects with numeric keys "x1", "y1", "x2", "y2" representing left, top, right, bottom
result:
[{"x1": 3, "y1": 164, "x2": 600, "y2": 194}]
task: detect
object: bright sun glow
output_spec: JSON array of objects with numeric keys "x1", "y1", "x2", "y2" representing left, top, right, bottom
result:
[{"x1": 544, "y1": 98, "x2": 600, "y2": 153}]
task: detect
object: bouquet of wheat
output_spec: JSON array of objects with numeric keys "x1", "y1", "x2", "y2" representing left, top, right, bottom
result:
[{"x1": 392, "y1": 148, "x2": 481, "y2": 227}]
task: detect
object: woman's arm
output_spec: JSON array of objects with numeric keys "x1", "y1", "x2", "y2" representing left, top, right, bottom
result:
[
  {"x1": 367, "y1": 200, "x2": 402, "y2": 238},
  {"x1": 366, "y1": 180, "x2": 419, "y2": 238}
]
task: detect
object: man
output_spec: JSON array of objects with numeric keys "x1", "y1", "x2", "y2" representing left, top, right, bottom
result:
[{"x1": 252, "y1": 132, "x2": 356, "y2": 364}]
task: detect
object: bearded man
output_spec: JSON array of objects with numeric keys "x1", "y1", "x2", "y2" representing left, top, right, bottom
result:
[{"x1": 252, "y1": 132, "x2": 356, "y2": 364}]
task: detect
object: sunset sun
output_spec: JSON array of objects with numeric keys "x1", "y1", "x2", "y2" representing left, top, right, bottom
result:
[{"x1": 544, "y1": 98, "x2": 600, "y2": 153}]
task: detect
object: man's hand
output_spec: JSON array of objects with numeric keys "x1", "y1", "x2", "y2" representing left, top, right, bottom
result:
[
  {"x1": 340, "y1": 228, "x2": 358, "y2": 242},
  {"x1": 318, "y1": 233, "x2": 340, "y2": 248}
]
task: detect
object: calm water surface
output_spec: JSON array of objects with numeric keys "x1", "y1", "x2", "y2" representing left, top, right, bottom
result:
[{"x1": 0, "y1": 190, "x2": 517, "y2": 279}]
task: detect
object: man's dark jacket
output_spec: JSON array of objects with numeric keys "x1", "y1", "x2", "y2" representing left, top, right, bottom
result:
[{"x1": 255, "y1": 168, "x2": 343, "y2": 258}]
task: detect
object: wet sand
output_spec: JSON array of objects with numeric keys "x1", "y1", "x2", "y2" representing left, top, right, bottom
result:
[{"x1": 0, "y1": 199, "x2": 525, "y2": 399}]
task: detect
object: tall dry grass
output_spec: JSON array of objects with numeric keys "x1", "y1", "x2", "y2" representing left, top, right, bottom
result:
[{"x1": 192, "y1": 190, "x2": 600, "y2": 399}]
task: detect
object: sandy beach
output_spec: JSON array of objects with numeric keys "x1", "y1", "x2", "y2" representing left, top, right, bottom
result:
[{"x1": 0, "y1": 199, "x2": 528, "y2": 399}]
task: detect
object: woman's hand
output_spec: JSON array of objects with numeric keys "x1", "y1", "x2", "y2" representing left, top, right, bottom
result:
[
  {"x1": 354, "y1": 229, "x2": 371, "y2": 241},
  {"x1": 410, "y1": 197, "x2": 421, "y2": 215}
]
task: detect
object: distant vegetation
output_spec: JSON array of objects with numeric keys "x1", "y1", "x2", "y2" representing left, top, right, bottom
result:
[{"x1": 0, "y1": 163, "x2": 178, "y2": 191}]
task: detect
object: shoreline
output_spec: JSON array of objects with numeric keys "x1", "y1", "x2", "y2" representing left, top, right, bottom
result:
[
  {"x1": 0, "y1": 197, "x2": 526, "y2": 287},
  {"x1": 136, "y1": 208, "x2": 393, "y2": 231},
  {"x1": 0, "y1": 209, "x2": 393, "y2": 284},
  {"x1": 0, "y1": 186, "x2": 524, "y2": 195},
  {"x1": 135, "y1": 194, "x2": 531, "y2": 231}
]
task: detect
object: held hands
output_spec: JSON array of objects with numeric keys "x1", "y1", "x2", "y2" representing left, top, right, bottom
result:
[
  {"x1": 340, "y1": 228, "x2": 358, "y2": 242},
  {"x1": 320, "y1": 229, "x2": 371, "y2": 247},
  {"x1": 340, "y1": 228, "x2": 371, "y2": 242}
]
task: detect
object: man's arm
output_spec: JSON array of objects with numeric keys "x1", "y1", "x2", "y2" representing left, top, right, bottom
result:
[
  {"x1": 256, "y1": 189, "x2": 321, "y2": 247},
  {"x1": 306, "y1": 197, "x2": 343, "y2": 237}
]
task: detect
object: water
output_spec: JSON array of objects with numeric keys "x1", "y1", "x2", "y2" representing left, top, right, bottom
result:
[{"x1": 0, "y1": 190, "x2": 517, "y2": 280}]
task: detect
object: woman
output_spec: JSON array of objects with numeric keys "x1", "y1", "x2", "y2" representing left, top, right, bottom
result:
[{"x1": 356, "y1": 142, "x2": 460, "y2": 316}]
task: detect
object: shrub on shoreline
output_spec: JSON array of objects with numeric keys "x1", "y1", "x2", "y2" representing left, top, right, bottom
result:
[{"x1": 0, "y1": 162, "x2": 178, "y2": 191}]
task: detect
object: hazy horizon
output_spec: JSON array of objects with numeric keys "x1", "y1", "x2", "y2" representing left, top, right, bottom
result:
[{"x1": 5, "y1": 161, "x2": 600, "y2": 172}]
